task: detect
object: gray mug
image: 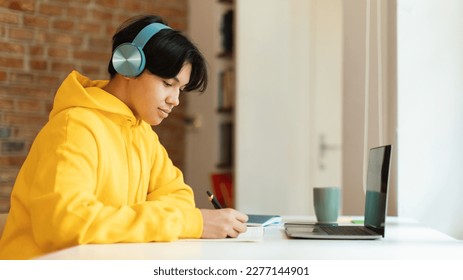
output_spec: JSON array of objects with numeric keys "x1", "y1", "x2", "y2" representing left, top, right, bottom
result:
[{"x1": 313, "y1": 186, "x2": 341, "y2": 224}]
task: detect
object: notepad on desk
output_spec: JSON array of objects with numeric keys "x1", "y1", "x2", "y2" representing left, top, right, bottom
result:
[
  {"x1": 231, "y1": 226, "x2": 263, "y2": 242},
  {"x1": 180, "y1": 226, "x2": 263, "y2": 242},
  {"x1": 247, "y1": 214, "x2": 281, "y2": 227}
]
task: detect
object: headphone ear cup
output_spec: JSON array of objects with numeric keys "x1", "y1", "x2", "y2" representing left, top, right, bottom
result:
[{"x1": 112, "y1": 43, "x2": 146, "y2": 77}]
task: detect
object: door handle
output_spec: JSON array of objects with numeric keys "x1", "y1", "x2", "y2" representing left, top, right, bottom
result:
[
  {"x1": 319, "y1": 134, "x2": 340, "y2": 170},
  {"x1": 184, "y1": 114, "x2": 202, "y2": 129}
]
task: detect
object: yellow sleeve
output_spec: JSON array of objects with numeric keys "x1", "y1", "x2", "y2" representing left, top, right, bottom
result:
[
  {"x1": 26, "y1": 111, "x2": 202, "y2": 254},
  {"x1": 146, "y1": 139, "x2": 204, "y2": 238}
]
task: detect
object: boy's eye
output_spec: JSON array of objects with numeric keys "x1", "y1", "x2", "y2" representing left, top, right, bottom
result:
[{"x1": 163, "y1": 81, "x2": 172, "y2": 87}]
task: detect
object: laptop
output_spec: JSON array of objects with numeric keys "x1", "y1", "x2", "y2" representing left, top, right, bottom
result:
[{"x1": 285, "y1": 144, "x2": 392, "y2": 240}]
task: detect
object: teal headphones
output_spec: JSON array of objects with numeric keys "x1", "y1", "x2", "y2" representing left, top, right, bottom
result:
[{"x1": 112, "y1": 22, "x2": 171, "y2": 77}]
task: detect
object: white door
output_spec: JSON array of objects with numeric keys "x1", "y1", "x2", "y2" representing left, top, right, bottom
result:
[
  {"x1": 309, "y1": 0, "x2": 343, "y2": 193},
  {"x1": 185, "y1": 0, "x2": 343, "y2": 213}
]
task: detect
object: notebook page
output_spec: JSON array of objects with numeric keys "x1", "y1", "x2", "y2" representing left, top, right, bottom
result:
[{"x1": 179, "y1": 226, "x2": 263, "y2": 242}]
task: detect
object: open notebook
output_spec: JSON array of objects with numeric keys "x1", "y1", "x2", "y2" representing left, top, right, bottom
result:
[{"x1": 247, "y1": 214, "x2": 281, "y2": 227}]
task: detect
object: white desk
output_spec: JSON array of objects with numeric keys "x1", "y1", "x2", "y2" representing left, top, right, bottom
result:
[{"x1": 38, "y1": 217, "x2": 463, "y2": 260}]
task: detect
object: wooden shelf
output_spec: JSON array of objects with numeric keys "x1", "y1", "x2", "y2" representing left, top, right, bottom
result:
[
  {"x1": 217, "y1": 107, "x2": 233, "y2": 114},
  {"x1": 217, "y1": 52, "x2": 234, "y2": 59},
  {"x1": 218, "y1": 0, "x2": 233, "y2": 4}
]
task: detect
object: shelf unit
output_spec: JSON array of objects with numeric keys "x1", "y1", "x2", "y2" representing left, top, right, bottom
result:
[
  {"x1": 212, "y1": 0, "x2": 235, "y2": 208},
  {"x1": 215, "y1": 0, "x2": 235, "y2": 171}
]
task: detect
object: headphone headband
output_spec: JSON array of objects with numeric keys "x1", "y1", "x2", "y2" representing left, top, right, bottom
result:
[
  {"x1": 112, "y1": 22, "x2": 171, "y2": 77},
  {"x1": 132, "y1": 23, "x2": 171, "y2": 49}
]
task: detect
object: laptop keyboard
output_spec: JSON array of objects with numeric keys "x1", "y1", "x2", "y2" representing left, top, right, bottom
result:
[{"x1": 321, "y1": 226, "x2": 373, "y2": 235}]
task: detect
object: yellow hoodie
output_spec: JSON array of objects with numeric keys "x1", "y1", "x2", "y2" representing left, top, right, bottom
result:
[{"x1": 0, "y1": 71, "x2": 203, "y2": 259}]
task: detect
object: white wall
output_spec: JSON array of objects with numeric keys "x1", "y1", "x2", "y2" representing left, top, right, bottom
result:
[
  {"x1": 342, "y1": 0, "x2": 397, "y2": 215},
  {"x1": 397, "y1": 0, "x2": 463, "y2": 239},
  {"x1": 235, "y1": 0, "x2": 312, "y2": 215},
  {"x1": 186, "y1": 0, "x2": 221, "y2": 208}
]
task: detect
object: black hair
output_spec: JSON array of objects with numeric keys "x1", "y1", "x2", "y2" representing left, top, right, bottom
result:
[{"x1": 108, "y1": 15, "x2": 208, "y2": 93}]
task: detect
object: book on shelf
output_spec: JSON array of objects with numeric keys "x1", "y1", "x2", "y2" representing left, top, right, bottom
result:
[
  {"x1": 210, "y1": 172, "x2": 233, "y2": 208},
  {"x1": 218, "y1": 69, "x2": 235, "y2": 111},
  {"x1": 217, "y1": 122, "x2": 233, "y2": 169},
  {"x1": 220, "y1": 9, "x2": 234, "y2": 54}
]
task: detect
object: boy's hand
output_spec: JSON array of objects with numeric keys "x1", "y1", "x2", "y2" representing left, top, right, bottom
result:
[{"x1": 199, "y1": 208, "x2": 248, "y2": 238}]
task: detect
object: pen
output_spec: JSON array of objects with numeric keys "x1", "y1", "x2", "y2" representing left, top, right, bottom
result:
[{"x1": 206, "y1": 190, "x2": 223, "y2": 209}]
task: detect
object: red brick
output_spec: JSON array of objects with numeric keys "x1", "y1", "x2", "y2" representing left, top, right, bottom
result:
[
  {"x1": 9, "y1": 28, "x2": 34, "y2": 41},
  {"x1": 12, "y1": 125, "x2": 42, "y2": 139},
  {"x1": 29, "y1": 45, "x2": 45, "y2": 56},
  {"x1": 0, "y1": 140, "x2": 26, "y2": 155},
  {"x1": 36, "y1": 74, "x2": 61, "y2": 87},
  {"x1": 92, "y1": 10, "x2": 113, "y2": 21},
  {"x1": 7, "y1": 0, "x2": 35, "y2": 12},
  {"x1": 39, "y1": 3, "x2": 64, "y2": 16},
  {"x1": 0, "y1": 57, "x2": 23, "y2": 68},
  {"x1": 0, "y1": 71, "x2": 7, "y2": 81},
  {"x1": 48, "y1": 47, "x2": 69, "y2": 58},
  {"x1": 5, "y1": 113, "x2": 48, "y2": 126},
  {"x1": 0, "y1": 42, "x2": 25, "y2": 54},
  {"x1": 121, "y1": 1, "x2": 146, "y2": 12},
  {"x1": 45, "y1": 33, "x2": 84, "y2": 45},
  {"x1": 52, "y1": 0, "x2": 91, "y2": 4},
  {"x1": 146, "y1": 0, "x2": 187, "y2": 10},
  {"x1": 0, "y1": 12, "x2": 20, "y2": 24},
  {"x1": 96, "y1": 0, "x2": 118, "y2": 9},
  {"x1": 9, "y1": 72, "x2": 33, "y2": 83},
  {"x1": 156, "y1": 7, "x2": 187, "y2": 19},
  {"x1": 0, "y1": 86, "x2": 52, "y2": 99},
  {"x1": 76, "y1": 22, "x2": 101, "y2": 34},
  {"x1": 30, "y1": 59, "x2": 47, "y2": 70},
  {"x1": 82, "y1": 65, "x2": 102, "y2": 76},
  {"x1": 0, "y1": 155, "x2": 27, "y2": 167},
  {"x1": 67, "y1": 6, "x2": 87, "y2": 18},
  {"x1": 88, "y1": 37, "x2": 111, "y2": 50},
  {"x1": 16, "y1": 99, "x2": 43, "y2": 113},
  {"x1": 24, "y1": 15, "x2": 49, "y2": 29},
  {"x1": 73, "y1": 50, "x2": 108, "y2": 62},
  {"x1": 52, "y1": 19, "x2": 74, "y2": 31},
  {"x1": 50, "y1": 61, "x2": 74, "y2": 72},
  {"x1": 34, "y1": 30, "x2": 46, "y2": 42},
  {"x1": 0, "y1": 98, "x2": 14, "y2": 111}
]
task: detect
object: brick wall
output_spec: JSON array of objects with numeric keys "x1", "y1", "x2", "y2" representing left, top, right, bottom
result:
[{"x1": 0, "y1": 0, "x2": 189, "y2": 213}]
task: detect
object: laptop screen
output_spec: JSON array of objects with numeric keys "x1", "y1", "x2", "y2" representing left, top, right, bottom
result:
[{"x1": 364, "y1": 145, "x2": 392, "y2": 236}]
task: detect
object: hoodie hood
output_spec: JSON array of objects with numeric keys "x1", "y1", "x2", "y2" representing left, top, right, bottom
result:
[{"x1": 49, "y1": 71, "x2": 136, "y2": 123}]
